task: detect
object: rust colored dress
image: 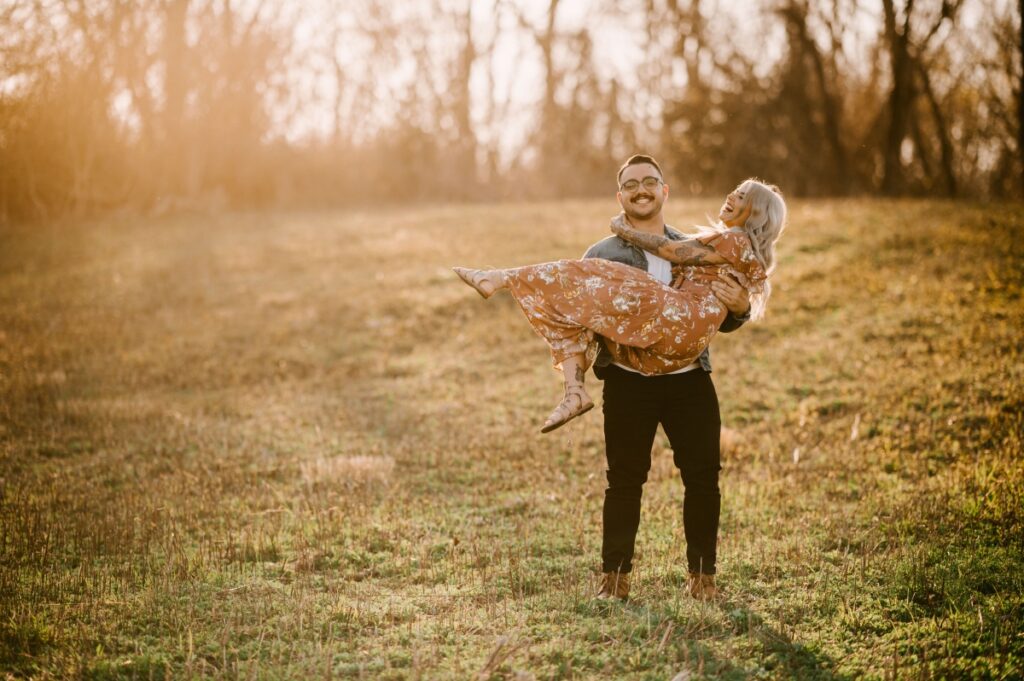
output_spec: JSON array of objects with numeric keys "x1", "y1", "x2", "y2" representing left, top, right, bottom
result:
[{"x1": 504, "y1": 229, "x2": 767, "y2": 376}]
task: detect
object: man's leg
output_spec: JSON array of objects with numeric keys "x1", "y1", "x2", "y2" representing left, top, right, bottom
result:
[
  {"x1": 659, "y1": 369, "x2": 722, "y2": 576},
  {"x1": 601, "y1": 365, "x2": 661, "y2": 574}
]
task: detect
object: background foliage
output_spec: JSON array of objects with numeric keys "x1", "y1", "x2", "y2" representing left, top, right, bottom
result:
[{"x1": 0, "y1": 0, "x2": 1021, "y2": 222}]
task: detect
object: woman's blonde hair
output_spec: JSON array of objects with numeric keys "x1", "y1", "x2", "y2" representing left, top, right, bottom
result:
[{"x1": 696, "y1": 178, "x2": 787, "y2": 321}]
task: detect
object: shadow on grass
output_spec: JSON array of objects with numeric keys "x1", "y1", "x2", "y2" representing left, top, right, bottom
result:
[
  {"x1": 717, "y1": 593, "x2": 846, "y2": 680},
  {"x1": 600, "y1": 592, "x2": 848, "y2": 680}
]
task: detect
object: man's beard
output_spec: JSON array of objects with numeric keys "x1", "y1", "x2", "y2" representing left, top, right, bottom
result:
[{"x1": 623, "y1": 194, "x2": 660, "y2": 219}]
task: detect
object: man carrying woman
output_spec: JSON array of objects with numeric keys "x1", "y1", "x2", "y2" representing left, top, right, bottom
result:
[{"x1": 454, "y1": 154, "x2": 787, "y2": 601}]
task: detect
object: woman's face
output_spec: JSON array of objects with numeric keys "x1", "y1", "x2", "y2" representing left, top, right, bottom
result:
[{"x1": 719, "y1": 186, "x2": 752, "y2": 226}]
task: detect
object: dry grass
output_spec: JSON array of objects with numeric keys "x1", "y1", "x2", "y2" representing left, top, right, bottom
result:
[{"x1": 1, "y1": 198, "x2": 1022, "y2": 679}]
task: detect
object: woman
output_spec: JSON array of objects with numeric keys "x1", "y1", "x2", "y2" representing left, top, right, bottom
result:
[{"x1": 454, "y1": 179, "x2": 786, "y2": 433}]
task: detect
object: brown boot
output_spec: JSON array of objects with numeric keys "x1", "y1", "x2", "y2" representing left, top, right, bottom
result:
[
  {"x1": 595, "y1": 571, "x2": 630, "y2": 601},
  {"x1": 688, "y1": 572, "x2": 718, "y2": 601}
]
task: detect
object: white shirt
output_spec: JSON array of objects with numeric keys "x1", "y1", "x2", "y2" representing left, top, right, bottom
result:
[{"x1": 612, "y1": 251, "x2": 701, "y2": 375}]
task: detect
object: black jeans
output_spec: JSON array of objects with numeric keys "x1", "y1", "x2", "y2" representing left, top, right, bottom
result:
[{"x1": 598, "y1": 364, "x2": 722, "y2": 575}]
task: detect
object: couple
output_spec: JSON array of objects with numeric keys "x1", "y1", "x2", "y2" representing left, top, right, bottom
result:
[{"x1": 454, "y1": 154, "x2": 787, "y2": 601}]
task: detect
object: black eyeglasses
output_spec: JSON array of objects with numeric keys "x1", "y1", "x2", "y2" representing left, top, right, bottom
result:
[{"x1": 620, "y1": 176, "x2": 663, "y2": 193}]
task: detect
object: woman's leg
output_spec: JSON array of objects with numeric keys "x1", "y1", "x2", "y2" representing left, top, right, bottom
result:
[
  {"x1": 456, "y1": 258, "x2": 712, "y2": 432},
  {"x1": 458, "y1": 262, "x2": 600, "y2": 372},
  {"x1": 541, "y1": 353, "x2": 594, "y2": 433},
  {"x1": 455, "y1": 264, "x2": 593, "y2": 432},
  {"x1": 452, "y1": 267, "x2": 508, "y2": 298},
  {"x1": 459, "y1": 260, "x2": 719, "y2": 377}
]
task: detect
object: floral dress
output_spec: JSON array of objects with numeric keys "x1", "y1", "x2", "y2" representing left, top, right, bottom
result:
[{"x1": 504, "y1": 228, "x2": 767, "y2": 376}]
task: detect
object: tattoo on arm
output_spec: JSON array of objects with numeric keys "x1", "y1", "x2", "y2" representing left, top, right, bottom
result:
[
  {"x1": 614, "y1": 225, "x2": 670, "y2": 253},
  {"x1": 634, "y1": 233, "x2": 671, "y2": 253},
  {"x1": 669, "y1": 240, "x2": 719, "y2": 265},
  {"x1": 613, "y1": 217, "x2": 725, "y2": 265}
]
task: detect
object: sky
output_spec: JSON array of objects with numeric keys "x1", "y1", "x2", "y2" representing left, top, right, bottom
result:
[{"x1": 280, "y1": 0, "x2": 1011, "y2": 162}]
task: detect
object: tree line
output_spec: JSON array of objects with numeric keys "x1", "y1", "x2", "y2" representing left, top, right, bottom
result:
[{"x1": 0, "y1": 0, "x2": 1020, "y2": 222}]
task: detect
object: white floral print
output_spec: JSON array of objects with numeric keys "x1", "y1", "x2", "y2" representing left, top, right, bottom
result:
[{"x1": 503, "y1": 231, "x2": 766, "y2": 375}]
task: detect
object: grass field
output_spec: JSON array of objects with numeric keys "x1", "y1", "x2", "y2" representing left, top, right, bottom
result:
[{"x1": 1, "y1": 198, "x2": 1022, "y2": 679}]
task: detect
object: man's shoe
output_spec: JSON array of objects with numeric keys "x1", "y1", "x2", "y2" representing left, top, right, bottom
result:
[
  {"x1": 595, "y1": 571, "x2": 630, "y2": 601},
  {"x1": 688, "y1": 572, "x2": 717, "y2": 601}
]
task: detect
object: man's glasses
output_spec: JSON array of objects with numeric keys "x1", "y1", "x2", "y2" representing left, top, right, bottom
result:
[{"x1": 620, "y1": 176, "x2": 663, "y2": 193}]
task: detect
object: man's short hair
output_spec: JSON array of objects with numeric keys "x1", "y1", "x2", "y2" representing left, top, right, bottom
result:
[{"x1": 617, "y1": 154, "x2": 663, "y2": 184}]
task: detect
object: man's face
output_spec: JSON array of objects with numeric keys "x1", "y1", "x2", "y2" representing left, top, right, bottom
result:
[{"x1": 617, "y1": 163, "x2": 668, "y2": 221}]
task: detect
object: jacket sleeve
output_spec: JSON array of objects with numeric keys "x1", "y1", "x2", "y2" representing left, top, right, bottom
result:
[
  {"x1": 582, "y1": 237, "x2": 616, "y2": 261},
  {"x1": 719, "y1": 311, "x2": 748, "y2": 333}
]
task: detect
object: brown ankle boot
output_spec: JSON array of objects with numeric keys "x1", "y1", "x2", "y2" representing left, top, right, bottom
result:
[
  {"x1": 595, "y1": 571, "x2": 630, "y2": 601},
  {"x1": 688, "y1": 572, "x2": 717, "y2": 601}
]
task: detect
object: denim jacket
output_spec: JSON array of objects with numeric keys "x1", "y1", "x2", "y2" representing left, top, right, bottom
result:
[{"x1": 582, "y1": 224, "x2": 749, "y2": 376}]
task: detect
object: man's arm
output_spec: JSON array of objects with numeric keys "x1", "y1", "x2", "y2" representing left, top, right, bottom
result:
[{"x1": 713, "y1": 273, "x2": 750, "y2": 332}]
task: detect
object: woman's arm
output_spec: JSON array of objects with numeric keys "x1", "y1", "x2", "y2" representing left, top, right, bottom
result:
[{"x1": 610, "y1": 214, "x2": 725, "y2": 266}]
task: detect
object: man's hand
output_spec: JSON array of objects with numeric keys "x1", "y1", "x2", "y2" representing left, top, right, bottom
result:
[{"x1": 710, "y1": 272, "x2": 750, "y2": 317}]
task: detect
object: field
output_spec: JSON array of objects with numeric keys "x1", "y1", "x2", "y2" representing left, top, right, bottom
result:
[{"x1": 1, "y1": 198, "x2": 1022, "y2": 679}]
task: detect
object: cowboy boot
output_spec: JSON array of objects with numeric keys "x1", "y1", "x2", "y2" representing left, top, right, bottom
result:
[
  {"x1": 688, "y1": 572, "x2": 718, "y2": 601},
  {"x1": 595, "y1": 571, "x2": 631, "y2": 601}
]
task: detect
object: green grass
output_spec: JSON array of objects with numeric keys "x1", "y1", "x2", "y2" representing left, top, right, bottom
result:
[{"x1": 1, "y1": 198, "x2": 1022, "y2": 679}]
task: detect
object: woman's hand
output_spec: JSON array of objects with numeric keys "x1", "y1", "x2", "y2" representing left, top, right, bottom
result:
[
  {"x1": 610, "y1": 213, "x2": 630, "y2": 238},
  {"x1": 711, "y1": 272, "x2": 751, "y2": 317}
]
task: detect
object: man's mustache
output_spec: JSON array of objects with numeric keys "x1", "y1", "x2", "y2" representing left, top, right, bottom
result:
[{"x1": 631, "y1": 194, "x2": 655, "y2": 202}]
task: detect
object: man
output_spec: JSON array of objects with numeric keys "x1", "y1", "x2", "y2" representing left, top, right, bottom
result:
[{"x1": 584, "y1": 154, "x2": 750, "y2": 601}]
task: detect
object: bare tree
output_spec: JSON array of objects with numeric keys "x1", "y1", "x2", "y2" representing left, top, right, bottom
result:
[
  {"x1": 777, "y1": 0, "x2": 849, "y2": 193},
  {"x1": 2, "y1": 0, "x2": 1022, "y2": 221},
  {"x1": 879, "y1": 0, "x2": 963, "y2": 195},
  {"x1": 162, "y1": 0, "x2": 190, "y2": 196},
  {"x1": 513, "y1": 0, "x2": 567, "y2": 189},
  {"x1": 445, "y1": 0, "x2": 480, "y2": 196}
]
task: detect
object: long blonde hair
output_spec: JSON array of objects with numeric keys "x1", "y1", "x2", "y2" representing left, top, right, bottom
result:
[{"x1": 695, "y1": 179, "x2": 787, "y2": 321}]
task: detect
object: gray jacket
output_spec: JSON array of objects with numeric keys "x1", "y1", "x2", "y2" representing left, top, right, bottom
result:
[{"x1": 582, "y1": 224, "x2": 748, "y2": 377}]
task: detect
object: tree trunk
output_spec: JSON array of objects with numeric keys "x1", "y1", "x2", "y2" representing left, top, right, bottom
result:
[
  {"x1": 451, "y1": 2, "x2": 478, "y2": 195},
  {"x1": 162, "y1": 0, "x2": 190, "y2": 197},
  {"x1": 538, "y1": 0, "x2": 562, "y2": 176},
  {"x1": 1019, "y1": 0, "x2": 1023, "y2": 195},
  {"x1": 881, "y1": 0, "x2": 915, "y2": 195},
  {"x1": 782, "y1": 1, "x2": 848, "y2": 194},
  {"x1": 915, "y1": 59, "x2": 957, "y2": 196}
]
